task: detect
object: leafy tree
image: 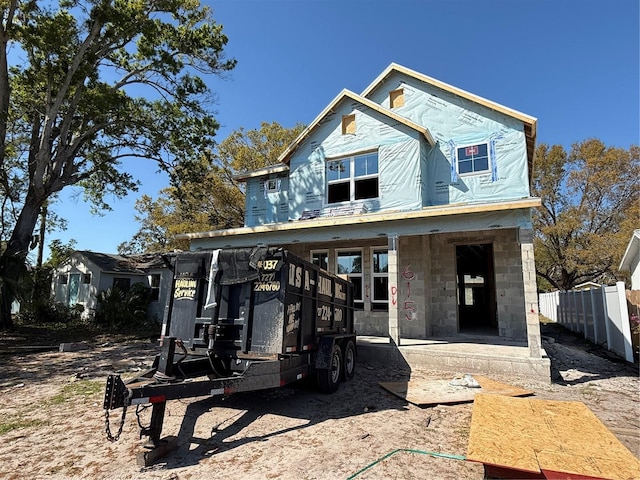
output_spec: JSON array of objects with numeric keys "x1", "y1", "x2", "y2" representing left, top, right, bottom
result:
[
  {"x1": 45, "y1": 238, "x2": 77, "y2": 268},
  {"x1": 0, "y1": 0, "x2": 236, "y2": 328},
  {"x1": 532, "y1": 139, "x2": 639, "y2": 291},
  {"x1": 119, "y1": 121, "x2": 305, "y2": 254}
]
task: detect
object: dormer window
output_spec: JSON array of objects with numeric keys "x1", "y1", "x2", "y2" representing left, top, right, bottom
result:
[
  {"x1": 389, "y1": 88, "x2": 404, "y2": 109},
  {"x1": 342, "y1": 114, "x2": 356, "y2": 135},
  {"x1": 456, "y1": 143, "x2": 490, "y2": 175},
  {"x1": 326, "y1": 152, "x2": 379, "y2": 204}
]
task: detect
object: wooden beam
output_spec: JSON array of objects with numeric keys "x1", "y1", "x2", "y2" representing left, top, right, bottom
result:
[{"x1": 177, "y1": 198, "x2": 542, "y2": 241}]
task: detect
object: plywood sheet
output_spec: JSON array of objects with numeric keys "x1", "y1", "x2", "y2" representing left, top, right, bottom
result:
[
  {"x1": 467, "y1": 394, "x2": 640, "y2": 480},
  {"x1": 379, "y1": 375, "x2": 532, "y2": 406}
]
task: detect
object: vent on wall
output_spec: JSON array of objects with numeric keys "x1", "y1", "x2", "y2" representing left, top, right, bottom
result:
[
  {"x1": 389, "y1": 88, "x2": 404, "y2": 109},
  {"x1": 342, "y1": 114, "x2": 356, "y2": 135}
]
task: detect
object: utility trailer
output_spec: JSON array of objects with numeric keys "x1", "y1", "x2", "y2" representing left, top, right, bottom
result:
[{"x1": 103, "y1": 247, "x2": 356, "y2": 465}]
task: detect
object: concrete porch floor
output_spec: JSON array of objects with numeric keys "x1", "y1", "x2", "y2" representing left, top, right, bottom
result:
[{"x1": 356, "y1": 335, "x2": 552, "y2": 382}]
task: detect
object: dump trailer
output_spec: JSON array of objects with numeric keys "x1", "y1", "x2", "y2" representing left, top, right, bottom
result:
[{"x1": 103, "y1": 247, "x2": 356, "y2": 464}]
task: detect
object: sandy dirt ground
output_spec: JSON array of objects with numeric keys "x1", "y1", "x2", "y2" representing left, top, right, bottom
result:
[{"x1": 0, "y1": 323, "x2": 638, "y2": 480}]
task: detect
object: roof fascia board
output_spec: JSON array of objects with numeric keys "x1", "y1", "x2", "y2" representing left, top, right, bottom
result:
[
  {"x1": 277, "y1": 89, "x2": 434, "y2": 165},
  {"x1": 362, "y1": 63, "x2": 537, "y2": 136},
  {"x1": 177, "y1": 198, "x2": 541, "y2": 241},
  {"x1": 619, "y1": 229, "x2": 640, "y2": 270},
  {"x1": 234, "y1": 163, "x2": 289, "y2": 182}
]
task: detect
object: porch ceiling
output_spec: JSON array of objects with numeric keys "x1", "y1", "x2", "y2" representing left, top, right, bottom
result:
[{"x1": 179, "y1": 198, "x2": 540, "y2": 249}]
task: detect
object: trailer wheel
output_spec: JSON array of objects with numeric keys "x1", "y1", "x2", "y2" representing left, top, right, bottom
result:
[
  {"x1": 343, "y1": 340, "x2": 356, "y2": 381},
  {"x1": 317, "y1": 344, "x2": 342, "y2": 393}
]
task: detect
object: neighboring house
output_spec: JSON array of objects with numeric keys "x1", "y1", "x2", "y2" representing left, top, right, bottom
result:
[
  {"x1": 619, "y1": 229, "x2": 640, "y2": 290},
  {"x1": 51, "y1": 251, "x2": 174, "y2": 321},
  {"x1": 178, "y1": 63, "x2": 546, "y2": 374}
]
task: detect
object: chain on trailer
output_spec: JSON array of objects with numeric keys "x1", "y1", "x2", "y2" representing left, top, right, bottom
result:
[
  {"x1": 104, "y1": 374, "x2": 131, "y2": 442},
  {"x1": 104, "y1": 399, "x2": 128, "y2": 442}
]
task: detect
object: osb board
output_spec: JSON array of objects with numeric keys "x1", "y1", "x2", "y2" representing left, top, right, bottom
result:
[
  {"x1": 379, "y1": 375, "x2": 532, "y2": 406},
  {"x1": 467, "y1": 394, "x2": 640, "y2": 480}
]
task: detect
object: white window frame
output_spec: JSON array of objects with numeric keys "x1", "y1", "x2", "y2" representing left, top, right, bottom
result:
[
  {"x1": 325, "y1": 151, "x2": 379, "y2": 206},
  {"x1": 310, "y1": 250, "x2": 329, "y2": 272},
  {"x1": 456, "y1": 142, "x2": 491, "y2": 176},
  {"x1": 335, "y1": 248, "x2": 363, "y2": 303},
  {"x1": 264, "y1": 178, "x2": 280, "y2": 194},
  {"x1": 149, "y1": 273, "x2": 161, "y2": 302},
  {"x1": 371, "y1": 248, "x2": 389, "y2": 304}
]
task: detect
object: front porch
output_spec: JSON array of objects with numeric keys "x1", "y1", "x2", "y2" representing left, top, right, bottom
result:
[{"x1": 356, "y1": 334, "x2": 552, "y2": 382}]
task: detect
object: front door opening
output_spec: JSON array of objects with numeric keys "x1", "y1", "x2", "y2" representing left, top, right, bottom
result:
[{"x1": 456, "y1": 244, "x2": 497, "y2": 335}]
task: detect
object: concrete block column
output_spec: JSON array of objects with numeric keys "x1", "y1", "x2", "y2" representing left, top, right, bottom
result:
[
  {"x1": 388, "y1": 234, "x2": 400, "y2": 345},
  {"x1": 520, "y1": 228, "x2": 542, "y2": 358}
]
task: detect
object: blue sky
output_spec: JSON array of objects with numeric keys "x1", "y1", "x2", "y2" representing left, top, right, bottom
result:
[{"x1": 44, "y1": 0, "x2": 639, "y2": 260}]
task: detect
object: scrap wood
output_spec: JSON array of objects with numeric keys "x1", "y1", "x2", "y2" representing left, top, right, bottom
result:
[
  {"x1": 379, "y1": 374, "x2": 533, "y2": 406},
  {"x1": 467, "y1": 394, "x2": 640, "y2": 480}
]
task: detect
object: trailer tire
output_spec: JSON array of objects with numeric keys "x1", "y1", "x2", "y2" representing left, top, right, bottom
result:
[
  {"x1": 343, "y1": 340, "x2": 356, "y2": 381},
  {"x1": 317, "y1": 344, "x2": 342, "y2": 393}
]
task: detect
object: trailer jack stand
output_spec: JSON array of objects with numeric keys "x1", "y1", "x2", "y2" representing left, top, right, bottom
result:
[
  {"x1": 136, "y1": 435, "x2": 179, "y2": 467},
  {"x1": 136, "y1": 401, "x2": 179, "y2": 467}
]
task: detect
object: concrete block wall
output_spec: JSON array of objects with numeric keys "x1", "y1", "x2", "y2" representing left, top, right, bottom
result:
[
  {"x1": 398, "y1": 235, "x2": 429, "y2": 338},
  {"x1": 427, "y1": 228, "x2": 528, "y2": 341},
  {"x1": 428, "y1": 234, "x2": 459, "y2": 336},
  {"x1": 493, "y1": 229, "x2": 527, "y2": 341},
  {"x1": 283, "y1": 228, "x2": 533, "y2": 343}
]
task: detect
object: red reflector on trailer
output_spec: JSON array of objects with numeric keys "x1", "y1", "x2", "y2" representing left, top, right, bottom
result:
[{"x1": 149, "y1": 395, "x2": 166, "y2": 403}]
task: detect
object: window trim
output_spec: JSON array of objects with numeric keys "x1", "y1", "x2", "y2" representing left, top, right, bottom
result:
[
  {"x1": 310, "y1": 250, "x2": 329, "y2": 272},
  {"x1": 149, "y1": 273, "x2": 161, "y2": 302},
  {"x1": 371, "y1": 248, "x2": 389, "y2": 304},
  {"x1": 335, "y1": 248, "x2": 363, "y2": 303},
  {"x1": 455, "y1": 142, "x2": 491, "y2": 177},
  {"x1": 264, "y1": 178, "x2": 280, "y2": 193},
  {"x1": 325, "y1": 151, "x2": 379, "y2": 206}
]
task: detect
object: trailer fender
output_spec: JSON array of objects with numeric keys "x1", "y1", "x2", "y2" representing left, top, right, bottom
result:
[{"x1": 314, "y1": 336, "x2": 336, "y2": 370}]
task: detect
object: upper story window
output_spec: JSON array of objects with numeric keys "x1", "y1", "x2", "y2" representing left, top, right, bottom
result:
[
  {"x1": 456, "y1": 143, "x2": 490, "y2": 175},
  {"x1": 82, "y1": 273, "x2": 91, "y2": 284},
  {"x1": 326, "y1": 152, "x2": 379, "y2": 204}
]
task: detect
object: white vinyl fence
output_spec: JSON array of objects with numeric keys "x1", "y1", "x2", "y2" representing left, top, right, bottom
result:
[{"x1": 538, "y1": 282, "x2": 634, "y2": 363}]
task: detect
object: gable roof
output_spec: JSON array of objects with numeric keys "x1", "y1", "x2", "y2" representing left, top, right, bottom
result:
[
  {"x1": 361, "y1": 63, "x2": 538, "y2": 177},
  {"x1": 619, "y1": 229, "x2": 640, "y2": 271},
  {"x1": 63, "y1": 251, "x2": 174, "y2": 274},
  {"x1": 277, "y1": 89, "x2": 435, "y2": 165},
  {"x1": 77, "y1": 251, "x2": 147, "y2": 274}
]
